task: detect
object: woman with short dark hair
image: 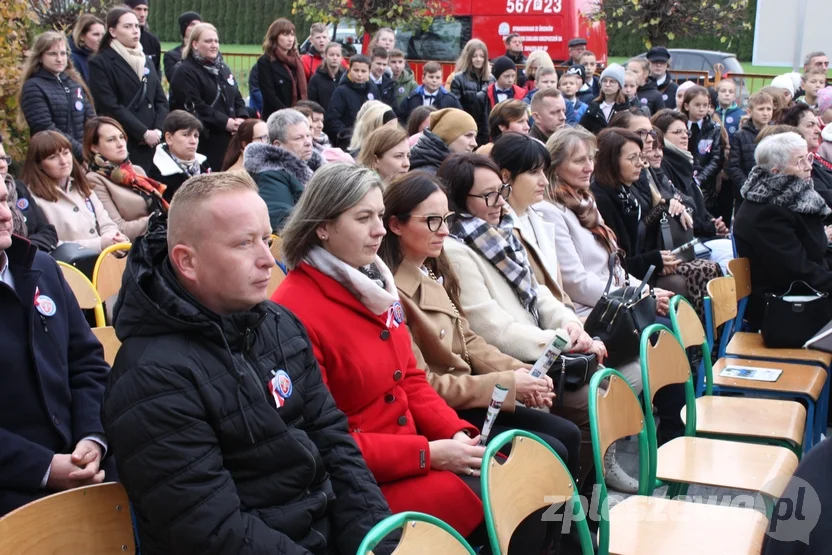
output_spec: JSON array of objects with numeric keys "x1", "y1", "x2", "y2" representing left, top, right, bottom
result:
[{"x1": 146, "y1": 110, "x2": 211, "y2": 202}]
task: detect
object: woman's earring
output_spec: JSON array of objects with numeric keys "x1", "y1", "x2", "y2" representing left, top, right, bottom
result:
[{"x1": 318, "y1": 233, "x2": 328, "y2": 241}]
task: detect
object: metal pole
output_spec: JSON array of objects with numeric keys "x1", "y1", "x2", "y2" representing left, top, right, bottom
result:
[{"x1": 793, "y1": 0, "x2": 810, "y2": 71}]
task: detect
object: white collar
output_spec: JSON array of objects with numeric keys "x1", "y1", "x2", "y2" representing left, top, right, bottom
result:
[
  {"x1": 153, "y1": 143, "x2": 207, "y2": 177},
  {"x1": 688, "y1": 119, "x2": 704, "y2": 129},
  {"x1": 371, "y1": 74, "x2": 383, "y2": 84}
]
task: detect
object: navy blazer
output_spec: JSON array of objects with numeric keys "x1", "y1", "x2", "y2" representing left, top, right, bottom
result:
[
  {"x1": 0, "y1": 236, "x2": 109, "y2": 515},
  {"x1": 397, "y1": 86, "x2": 462, "y2": 124}
]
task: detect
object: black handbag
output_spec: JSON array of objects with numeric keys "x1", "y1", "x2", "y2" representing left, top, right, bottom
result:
[
  {"x1": 51, "y1": 242, "x2": 99, "y2": 278},
  {"x1": 550, "y1": 353, "x2": 598, "y2": 408},
  {"x1": 657, "y1": 210, "x2": 695, "y2": 262},
  {"x1": 762, "y1": 281, "x2": 832, "y2": 349},
  {"x1": 584, "y1": 253, "x2": 657, "y2": 366}
]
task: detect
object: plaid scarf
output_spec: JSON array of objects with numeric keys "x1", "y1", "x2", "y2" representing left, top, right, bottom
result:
[
  {"x1": 451, "y1": 212, "x2": 539, "y2": 323},
  {"x1": 90, "y1": 153, "x2": 169, "y2": 212}
]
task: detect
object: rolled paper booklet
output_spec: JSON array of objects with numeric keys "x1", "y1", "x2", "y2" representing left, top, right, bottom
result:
[
  {"x1": 529, "y1": 329, "x2": 570, "y2": 379},
  {"x1": 478, "y1": 384, "x2": 510, "y2": 447}
]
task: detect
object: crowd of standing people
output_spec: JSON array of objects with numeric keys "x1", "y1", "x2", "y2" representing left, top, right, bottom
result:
[{"x1": 4, "y1": 2, "x2": 832, "y2": 552}]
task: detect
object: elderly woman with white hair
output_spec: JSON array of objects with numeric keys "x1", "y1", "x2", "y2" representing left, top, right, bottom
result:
[
  {"x1": 734, "y1": 132, "x2": 832, "y2": 329},
  {"x1": 244, "y1": 107, "x2": 325, "y2": 230}
]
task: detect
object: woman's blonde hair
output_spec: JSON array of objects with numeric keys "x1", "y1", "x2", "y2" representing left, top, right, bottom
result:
[
  {"x1": 72, "y1": 13, "x2": 104, "y2": 50},
  {"x1": 17, "y1": 31, "x2": 93, "y2": 127},
  {"x1": 348, "y1": 100, "x2": 394, "y2": 152},
  {"x1": 454, "y1": 39, "x2": 491, "y2": 81},
  {"x1": 357, "y1": 126, "x2": 409, "y2": 170},
  {"x1": 525, "y1": 50, "x2": 554, "y2": 80},
  {"x1": 182, "y1": 23, "x2": 219, "y2": 59},
  {"x1": 280, "y1": 164, "x2": 384, "y2": 269}
]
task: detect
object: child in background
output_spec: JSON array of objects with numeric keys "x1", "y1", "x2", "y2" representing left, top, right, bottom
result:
[
  {"x1": 675, "y1": 81, "x2": 696, "y2": 112},
  {"x1": 369, "y1": 47, "x2": 397, "y2": 108},
  {"x1": 714, "y1": 79, "x2": 746, "y2": 141},
  {"x1": 524, "y1": 67, "x2": 563, "y2": 127},
  {"x1": 388, "y1": 49, "x2": 416, "y2": 106},
  {"x1": 397, "y1": 61, "x2": 461, "y2": 124},
  {"x1": 727, "y1": 91, "x2": 774, "y2": 211},
  {"x1": 577, "y1": 50, "x2": 600, "y2": 104},
  {"x1": 295, "y1": 100, "x2": 330, "y2": 152},
  {"x1": 819, "y1": 87, "x2": 832, "y2": 126},
  {"x1": 559, "y1": 68, "x2": 587, "y2": 125},
  {"x1": 324, "y1": 55, "x2": 380, "y2": 145},
  {"x1": 579, "y1": 63, "x2": 629, "y2": 135},
  {"x1": 798, "y1": 69, "x2": 827, "y2": 110},
  {"x1": 623, "y1": 70, "x2": 649, "y2": 115},
  {"x1": 486, "y1": 56, "x2": 527, "y2": 110},
  {"x1": 680, "y1": 85, "x2": 726, "y2": 221}
]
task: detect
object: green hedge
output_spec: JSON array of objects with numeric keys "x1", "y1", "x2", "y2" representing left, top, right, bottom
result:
[{"x1": 147, "y1": 0, "x2": 310, "y2": 45}]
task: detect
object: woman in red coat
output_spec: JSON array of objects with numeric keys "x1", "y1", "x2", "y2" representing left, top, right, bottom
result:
[{"x1": 271, "y1": 163, "x2": 485, "y2": 539}]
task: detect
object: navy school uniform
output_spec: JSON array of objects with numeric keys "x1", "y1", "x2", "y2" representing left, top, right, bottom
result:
[
  {"x1": 397, "y1": 86, "x2": 462, "y2": 124},
  {"x1": 0, "y1": 236, "x2": 113, "y2": 516}
]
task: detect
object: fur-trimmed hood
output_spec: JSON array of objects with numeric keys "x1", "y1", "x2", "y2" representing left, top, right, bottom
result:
[{"x1": 243, "y1": 142, "x2": 324, "y2": 186}]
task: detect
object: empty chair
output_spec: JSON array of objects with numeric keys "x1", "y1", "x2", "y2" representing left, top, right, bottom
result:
[
  {"x1": 58, "y1": 261, "x2": 105, "y2": 326},
  {"x1": 92, "y1": 242, "x2": 131, "y2": 303}
]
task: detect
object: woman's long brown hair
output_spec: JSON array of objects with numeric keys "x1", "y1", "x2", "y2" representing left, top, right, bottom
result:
[{"x1": 22, "y1": 131, "x2": 94, "y2": 203}]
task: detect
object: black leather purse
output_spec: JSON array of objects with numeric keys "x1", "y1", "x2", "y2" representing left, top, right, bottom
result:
[
  {"x1": 762, "y1": 281, "x2": 832, "y2": 349},
  {"x1": 657, "y1": 210, "x2": 695, "y2": 262},
  {"x1": 584, "y1": 253, "x2": 657, "y2": 366},
  {"x1": 51, "y1": 242, "x2": 99, "y2": 278},
  {"x1": 550, "y1": 353, "x2": 598, "y2": 408}
]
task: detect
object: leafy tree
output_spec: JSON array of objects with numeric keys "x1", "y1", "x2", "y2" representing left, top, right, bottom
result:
[
  {"x1": 590, "y1": 0, "x2": 752, "y2": 50},
  {"x1": 29, "y1": 0, "x2": 115, "y2": 32},
  {"x1": 1, "y1": 2, "x2": 37, "y2": 161},
  {"x1": 292, "y1": 0, "x2": 448, "y2": 39}
]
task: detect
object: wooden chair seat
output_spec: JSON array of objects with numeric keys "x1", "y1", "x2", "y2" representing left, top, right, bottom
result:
[
  {"x1": 265, "y1": 267, "x2": 286, "y2": 298},
  {"x1": 656, "y1": 436, "x2": 798, "y2": 498},
  {"x1": 607, "y1": 496, "x2": 767, "y2": 555},
  {"x1": 727, "y1": 332, "x2": 832, "y2": 367},
  {"x1": 686, "y1": 396, "x2": 806, "y2": 446},
  {"x1": 712, "y1": 357, "x2": 827, "y2": 400}
]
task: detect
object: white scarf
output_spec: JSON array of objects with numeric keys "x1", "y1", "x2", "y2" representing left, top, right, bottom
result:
[
  {"x1": 110, "y1": 40, "x2": 146, "y2": 79},
  {"x1": 304, "y1": 246, "x2": 399, "y2": 316}
]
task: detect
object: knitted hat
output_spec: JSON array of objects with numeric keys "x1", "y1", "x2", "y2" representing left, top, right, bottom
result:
[
  {"x1": 565, "y1": 64, "x2": 586, "y2": 82},
  {"x1": 124, "y1": 0, "x2": 148, "y2": 7},
  {"x1": 770, "y1": 74, "x2": 796, "y2": 96},
  {"x1": 492, "y1": 56, "x2": 517, "y2": 81},
  {"x1": 599, "y1": 63, "x2": 625, "y2": 90},
  {"x1": 430, "y1": 108, "x2": 477, "y2": 145},
  {"x1": 178, "y1": 11, "x2": 202, "y2": 38},
  {"x1": 677, "y1": 80, "x2": 696, "y2": 97},
  {"x1": 818, "y1": 87, "x2": 832, "y2": 115}
]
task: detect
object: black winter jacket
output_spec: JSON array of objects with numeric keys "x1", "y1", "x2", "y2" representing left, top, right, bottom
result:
[
  {"x1": 11, "y1": 178, "x2": 58, "y2": 252},
  {"x1": 450, "y1": 71, "x2": 494, "y2": 146},
  {"x1": 324, "y1": 75, "x2": 381, "y2": 145},
  {"x1": 139, "y1": 27, "x2": 162, "y2": 75},
  {"x1": 20, "y1": 68, "x2": 95, "y2": 161},
  {"x1": 579, "y1": 100, "x2": 630, "y2": 136},
  {"x1": 635, "y1": 78, "x2": 666, "y2": 115},
  {"x1": 397, "y1": 86, "x2": 461, "y2": 124},
  {"x1": 734, "y1": 199, "x2": 832, "y2": 329},
  {"x1": 163, "y1": 45, "x2": 183, "y2": 84},
  {"x1": 654, "y1": 74, "x2": 678, "y2": 109},
  {"x1": 145, "y1": 144, "x2": 211, "y2": 203},
  {"x1": 661, "y1": 144, "x2": 717, "y2": 238},
  {"x1": 102, "y1": 217, "x2": 393, "y2": 555},
  {"x1": 88, "y1": 48, "x2": 168, "y2": 172},
  {"x1": 727, "y1": 121, "x2": 760, "y2": 206},
  {"x1": 256, "y1": 55, "x2": 304, "y2": 120},
  {"x1": 409, "y1": 130, "x2": 452, "y2": 175},
  {"x1": 591, "y1": 180, "x2": 664, "y2": 280},
  {"x1": 373, "y1": 73, "x2": 398, "y2": 108},
  {"x1": 308, "y1": 66, "x2": 345, "y2": 112},
  {"x1": 169, "y1": 55, "x2": 249, "y2": 172},
  {"x1": 811, "y1": 161, "x2": 832, "y2": 210},
  {"x1": 688, "y1": 115, "x2": 724, "y2": 209},
  {"x1": 69, "y1": 40, "x2": 92, "y2": 83}
]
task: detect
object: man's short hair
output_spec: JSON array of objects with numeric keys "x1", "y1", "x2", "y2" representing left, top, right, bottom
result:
[
  {"x1": 536, "y1": 67, "x2": 557, "y2": 79},
  {"x1": 295, "y1": 100, "x2": 325, "y2": 117},
  {"x1": 371, "y1": 47, "x2": 388, "y2": 60},
  {"x1": 530, "y1": 87, "x2": 563, "y2": 112},
  {"x1": 309, "y1": 22, "x2": 327, "y2": 35},
  {"x1": 804, "y1": 51, "x2": 826, "y2": 68},
  {"x1": 579, "y1": 51, "x2": 596, "y2": 61},
  {"x1": 349, "y1": 55, "x2": 371, "y2": 68},
  {"x1": 266, "y1": 109, "x2": 309, "y2": 143},
  {"x1": 717, "y1": 79, "x2": 737, "y2": 92},
  {"x1": 505, "y1": 33, "x2": 521, "y2": 45},
  {"x1": 423, "y1": 61, "x2": 442, "y2": 75},
  {"x1": 388, "y1": 48, "x2": 405, "y2": 59},
  {"x1": 559, "y1": 72, "x2": 582, "y2": 85},
  {"x1": 747, "y1": 90, "x2": 774, "y2": 109},
  {"x1": 803, "y1": 68, "x2": 827, "y2": 82},
  {"x1": 168, "y1": 173, "x2": 259, "y2": 250}
]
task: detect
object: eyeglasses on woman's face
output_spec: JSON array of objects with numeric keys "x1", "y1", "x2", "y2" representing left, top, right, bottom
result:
[
  {"x1": 621, "y1": 153, "x2": 647, "y2": 166},
  {"x1": 633, "y1": 129, "x2": 658, "y2": 141},
  {"x1": 252, "y1": 133, "x2": 270, "y2": 144},
  {"x1": 668, "y1": 128, "x2": 692, "y2": 138},
  {"x1": 794, "y1": 152, "x2": 815, "y2": 170},
  {"x1": 409, "y1": 212, "x2": 455, "y2": 232},
  {"x1": 468, "y1": 183, "x2": 512, "y2": 206}
]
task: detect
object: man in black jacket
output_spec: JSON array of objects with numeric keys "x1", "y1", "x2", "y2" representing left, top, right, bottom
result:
[
  {"x1": 0, "y1": 178, "x2": 113, "y2": 516},
  {"x1": 369, "y1": 47, "x2": 397, "y2": 108},
  {"x1": 125, "y1": 0, "x2": 161, "y2": 75},
  {"x1": 627, "y1": 59, "x2": 665, "y2": 115},
  {"x1": 163, "y1": 11, "x2": 202, "y2": 84},
  {"x1": 102, "y1": 172, "x2": 393, "y2": 555}
]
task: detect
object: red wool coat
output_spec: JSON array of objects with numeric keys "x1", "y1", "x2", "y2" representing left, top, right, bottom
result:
[{"x1": 272, "y1": 263, "x2": 483, "y2": 536}]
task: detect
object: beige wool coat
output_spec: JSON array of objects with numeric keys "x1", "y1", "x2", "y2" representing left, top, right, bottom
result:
[{"x1": 86, "y1": 169, "x2": 151, "y2": 241}]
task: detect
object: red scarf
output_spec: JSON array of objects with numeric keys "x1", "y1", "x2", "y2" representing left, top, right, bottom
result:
[
  {"x1": 92, "y1": 154, "x2": 169, "y2": 211},
  {"x1": 275, "y1": 49, "x2": 308, "y2": 106}
]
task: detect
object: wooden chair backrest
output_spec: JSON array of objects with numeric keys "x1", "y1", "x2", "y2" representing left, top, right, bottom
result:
[
  {"x1": 58, "y1": 262, "x2": 101, "y2": 310},
  {"x1": 643, "y1": 327, "x2": 692, "y2": 404},
  {"x1": 92, "y1": 326, "x2": 122, "y2": 367},
  {"x1": 485, "y1": 435, "x2": 576, "y2": 554},
  {"x1": 266, "y1": 268, "x2": 286, "y2": 298},
  {"x1": 373, "y1": 520, "x2": 473, "y2": 555},
  {"x1": 93, "y1": 244, "x2": 130, "y2": 301},
  {"x1": 594, "y1": 373, "x2": 645, "y2": 463},
  {"x1": 673, "y1": 298, "x2": 706, "y2": 348},
  {"x1": 270, "y1": 235, "x2": 284, "y2": 264},
  {"x1": 706, "y1": 276, "x2": 738, "y2": 329},
  {"x1": 0, "y1": 483, "x2": 135, "y2": 554},
  {"x1": 727, "y1": 258, "x2": 752, "y2": 301}
]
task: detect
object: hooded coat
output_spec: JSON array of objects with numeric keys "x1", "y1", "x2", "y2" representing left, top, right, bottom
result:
[
  {"x1": 393, "y1": 68, "x2": 418, "y2": 106},
  {"x1": 101, "y1": 217, "x2": 393, "y2": 554},
  {"x1": 244, "y1": 142, "x2": 324, "y2": 231},
  {"x1": 324, "y1": 75, "x2": 381, "y2": 145},
  {"x1": 408, "y1": 130, "x2": 452, "y2": 175}
]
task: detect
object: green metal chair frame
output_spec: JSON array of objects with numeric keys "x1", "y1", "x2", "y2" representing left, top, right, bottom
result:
[{"x1": 356, "y1": 511, "x2": 476, "y2": 555}]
